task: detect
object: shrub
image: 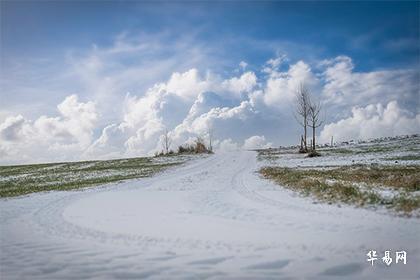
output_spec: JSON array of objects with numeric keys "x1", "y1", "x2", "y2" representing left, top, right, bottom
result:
[
  {"x1": 177, "y1": 137, "x2": 212, "y2": 154},
  {"x1": 307, "y1": 150, "x2": 321, "y2": 157},
  {"x1": 298, "y1": 148, "x2": 307, "y2": 153},
  {"x1": 178, "y1": 145, "x2": 195, "y2": 154}
]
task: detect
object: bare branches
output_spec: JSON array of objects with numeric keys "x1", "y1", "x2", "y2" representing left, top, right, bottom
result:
[
  {"x1": 162, "y1": 129, "x2": 172, "y2": 154},
  {"x1": 207, "y1": 127, "x2": 213, "y2": 152},
  {"x1": 294, "y1": 83, "x2": 324, "y2": 152},
  {"x1": 294, "y1": 83, "x2": 311, "y2": 151},
  {"x1": 308, "y1": 100, "x2": 324, "y2": 151},
  {"x1": 308, "y1": 101, "x2": 323, "y2": 129},
  {"x1": 295, "y1": 84, "x2": 311, "y2": 117}
]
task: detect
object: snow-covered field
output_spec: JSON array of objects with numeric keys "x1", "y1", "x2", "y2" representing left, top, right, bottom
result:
[
  {"x1": 1, "y1": 150, "x2": 420, "y2": 279},
  {"x1": 259, "y1": 135, "x2": 420, "y2": 168}
]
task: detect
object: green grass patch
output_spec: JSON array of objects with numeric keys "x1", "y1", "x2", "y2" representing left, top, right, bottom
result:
[
  {"x1": 0, "y1": 155, "x2": 192, "y2": 197},
  {"x1": 384, "y1": 155, "x2": 420, "y2": 161},
  {"x1": 320, "y1": 145, "x2": 396, "y2": 155},
  {"x1": 319, "y1": 148, "x2": 355, "y2": 154}
]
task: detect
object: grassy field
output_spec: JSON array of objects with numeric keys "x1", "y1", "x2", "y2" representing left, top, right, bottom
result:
[
  {"x1": 258, "y1": 135, "x2": 420, "y2": 217},
  {"x1": 261, "y1": 165, "x2": 420, "y2": 215},
  {"x1": 0, "y1": 154, "x2": 195, "y2": 197}
]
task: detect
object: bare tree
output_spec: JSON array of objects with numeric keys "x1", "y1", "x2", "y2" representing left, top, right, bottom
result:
[
  {"x1": 162, "y1": 129, "x2": 172, "y2": 154},
  {"x1": 308, "y1": 100, "x2": 323, "y2": 151},
  {"x1": 207, "y1": 127, "x2": 213, "y2": 152},
  {"x1": 294, "y1": 83, "x2": 311, "y2": 152}
]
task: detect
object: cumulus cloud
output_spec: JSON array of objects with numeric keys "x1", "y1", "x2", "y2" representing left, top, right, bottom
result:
[
  {"x1": 84, "y1": 123, "x2": 130, "y2": 159},
  {"x1": 319, "y1": 101, "x2": 420, "y2": 143},
  {"x1": 83, "y1": 68, "x2": 262, "y2": 160},
  {"x1": 262, "y1": 60, "x2": 320, "y2": 108},
  {"x1": 165, "y1": 69, "x2": 214, "y2": 100},
  {"x1": 0, "y1": 95, "x2": 97, "y2": 164},
  {"x1": 0, "y1": 115, "x2": 26, "y2": 141},
  {"x1": 83, "y1": 58, "x2": 292, "y2": 161},
  {"x1": 217, "y1": 138, "x2": 240, "y2": 151},
  {"x1": 243, "y1": 135, "x2": 273, "y2": 149},
  {"x1": 239, "y1": 61, "x2": 248, "y2": 70},
  {"x1": 321, "y1": 56, "x2": 419, "y2": 114},
  {"x1": 170, "y1": 98, "x2": 260, "y2": 152},
  {"x1": 1, "y1": 53, "x2": 418, "y2": 164},
  {"x1": 222, "y1": 72, "x2": 257, "y2": 97}
]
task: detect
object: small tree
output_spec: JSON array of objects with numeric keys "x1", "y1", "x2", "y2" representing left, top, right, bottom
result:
[
  {"x1": 162, "y1": 129, "x2": 172, "y2": 154},
  {"x1": 294, "y1": 83, "x2": 311, "y2": 152},
  {"x1": 195, "y1": 137, "x2": 207, "y2": 153},
  {"x1": 308, "y1": 101, "x2": 323, "y2": 151},
  {"x1": 207, "y1": 127, "x2": 213, "y2": 152}
]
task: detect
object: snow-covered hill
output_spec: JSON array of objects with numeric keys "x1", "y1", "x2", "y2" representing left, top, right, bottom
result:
[{"x1": 1, "y1": 150, "x2": 419, "y2": 279}]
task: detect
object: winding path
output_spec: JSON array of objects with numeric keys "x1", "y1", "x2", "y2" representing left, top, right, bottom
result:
[{"x1": 1, "y1": 151, "x2": 419, "y2": 279}]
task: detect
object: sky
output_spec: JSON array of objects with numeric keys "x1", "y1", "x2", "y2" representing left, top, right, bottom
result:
[{"x1": 0, "y1": 1, "x2": 419, "y2": 164}]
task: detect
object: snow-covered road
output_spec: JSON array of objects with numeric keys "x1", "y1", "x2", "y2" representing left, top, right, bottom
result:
[{"x1": 1, "y1": 151, "x2": 419, "y2": 279}]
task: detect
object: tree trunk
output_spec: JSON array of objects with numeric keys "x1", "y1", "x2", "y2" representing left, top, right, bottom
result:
[
  {"x1": 312, "y1": 125, "x2": 316, "y2": 151},
  {"x1": 304, "y1": 120, "x2": 307, "y2": 151},
  {"x1": 300, "y1": 135, "x2": 303, "y2": 150}
]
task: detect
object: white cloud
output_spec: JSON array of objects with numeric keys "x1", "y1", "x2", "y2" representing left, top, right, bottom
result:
[
  {"x1": 0, "y1": 115, "x2": 26, "y2": 141},
  {"x1": 262, "y1": 54, "x2": 287, "y2": 74},
  {"x1": 217, "y1": 138, "x2": 240, "y2": 151},
  {"x1": 321, "y1": 56, "x2": 419, "y2": 113},
  {"x1": 85, "y1": 68, "x2": 262, "y2": 159},
  {"x1": 170, "y1": 99, "x2": 259, "y2": 152},
  {"x1": 1, "y1": 53, "x2": 418, "y2": 164},
  {"x1": 84, "y1": 123, "x2": 129, "y2": 159},
  {"x1": 243, "y1": 135, "x2": 273, "y2": 150},
  {"x1": 165, "y1": 69, "x2": 213, "y2": 100},
  {"x1": 262, "y1": 60, "x2": 319, "y2": 108},
  {"x1": 56, "y1": 95, "x2": 97, "y2": 145},
  {"x1": 222, "y1": 71, "x2": 257, "y2": 97},
  {"x1": 319, "y1": 101, "x2": 420, "y2": 143},
  {"x1": 0, "y1": 95, "x2": 98, "y2": 164}
]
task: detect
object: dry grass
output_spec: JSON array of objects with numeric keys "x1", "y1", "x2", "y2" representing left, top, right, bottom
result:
[{"x1": 260, "y1": 165, "x2": 420, "y2": 216}]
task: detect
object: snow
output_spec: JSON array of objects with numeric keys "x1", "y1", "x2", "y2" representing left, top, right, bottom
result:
[
  {"x1": 263, "y1": 135, "x2": 420, "y2": 168},
  {"x1": 1, "y1": 151, "x2": 420, "y2": 279}
]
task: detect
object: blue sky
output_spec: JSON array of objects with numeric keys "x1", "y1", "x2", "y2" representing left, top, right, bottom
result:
[
  {"x1": 0, "y1": 1, "x2": 419, "y2": 164},
  {"x1": 2, "y1": 1, "x2": 419, "y2": 70}
]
